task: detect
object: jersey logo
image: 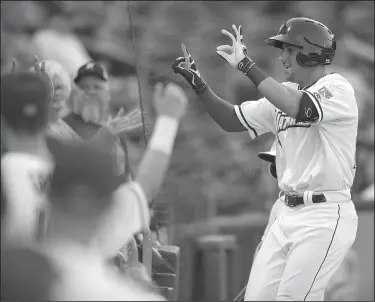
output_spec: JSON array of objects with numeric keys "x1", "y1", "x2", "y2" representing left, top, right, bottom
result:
[
  {"x1": 304, "y1": 107, "x2": 312, "y2": 118},
  {"x1": 313, "y1": 92, "x2": 321, "y2": 101},
  {"x1": 318, "y1": 86, "x2": 333, "y2": 99}
]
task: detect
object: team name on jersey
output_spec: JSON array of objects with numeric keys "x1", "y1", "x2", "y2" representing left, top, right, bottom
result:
[
  {"x1": 276, "y1": 111, "x2": 311, "y2": 133},
  {"x1": 276, "y1": 111, "x2": 311, "y2": 146}
]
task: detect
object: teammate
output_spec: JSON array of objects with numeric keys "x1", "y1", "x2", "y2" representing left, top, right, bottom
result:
[
  {"x1": 42, "y1": 81, "x2": 187, "y2": 300},
  {"x1": 173, "y1": 17, "x2": 358, "y2": 301},
  {"x1": 1, "y1": 65, "x2": 55, "y2": 244}
]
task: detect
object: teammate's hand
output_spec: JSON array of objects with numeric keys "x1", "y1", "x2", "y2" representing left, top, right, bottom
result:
[
  {"x1": 172, "y1": 43, "x2": 206, "y2": 92},
  {"x1": 153, "y1": 82, "x2": 188, "y2": 120},
  {"x1": 216, "y1": 24, "x2": 248, "y2": 67},
  {"x1": 104, "y1": 107, "x2": 143, "y2": 136}
]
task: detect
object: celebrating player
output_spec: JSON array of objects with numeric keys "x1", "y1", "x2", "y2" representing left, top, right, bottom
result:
[{"x1": 173, "y1": 17, "x2": 358, "y2": 301}]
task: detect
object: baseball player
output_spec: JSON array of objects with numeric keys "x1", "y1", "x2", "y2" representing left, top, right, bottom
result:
[
  {"x1": 235, "y1": 141, "x2": 360, "y2": 301},
  {"x1": 173, "y1": 17, "x2": 358, "y2": 301},
  {"x1": 1, "y1": 63, "x2": 55, "y2": 244}
]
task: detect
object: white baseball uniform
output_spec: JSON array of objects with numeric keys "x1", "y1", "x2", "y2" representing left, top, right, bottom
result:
[
  {"x1": 92, "y1": 181, "x2": 150, "y2": 259},
  {"x1": 234, "y1": 74, "x2": 358, "y2": 300},
  {"x1": 1, "y1": 152, "x2": 54, "y2": 243}
]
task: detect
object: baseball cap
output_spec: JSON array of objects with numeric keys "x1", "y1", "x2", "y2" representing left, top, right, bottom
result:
[
  {"x1": 258, "y1": 141, "x2": 276, "y2": 163},
  {"x1": 1, "y1": 72, "x2": 50, "y2": 133},
  {"x1": 74, "y1": 61, "x2": 109, "y2": 84},
  {"x1": 50, "y1": 143, "x2": 117, "y2": 215}
]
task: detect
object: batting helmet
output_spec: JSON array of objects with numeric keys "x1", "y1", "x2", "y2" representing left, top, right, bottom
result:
[{"x1": 265, "y1": 17, "x2": 336, "y2": 67}]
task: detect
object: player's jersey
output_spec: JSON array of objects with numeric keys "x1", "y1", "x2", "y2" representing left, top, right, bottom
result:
[
  {"x1": 1, "y1": 152, "x2": 54, "y2": 242},
  {"x1": 234, "y1": 74, "x2": 358, "y2": 194},
  {"x1": 92, "y1": 181, "x2": 150, "y2": 259}
]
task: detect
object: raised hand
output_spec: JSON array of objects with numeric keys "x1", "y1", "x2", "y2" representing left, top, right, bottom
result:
[
  {"x1": 172, "y1": 44, "x2": 206, "y2": 92},
  {"x1": 216, "y1": 24, "x2": 248, "y2": 67},
  {"x1": 153, "y1": 82, "x2": 188, "y2": 120},
  {"x1": 32, "y1": 55, "x2": 54, "y2": 98}
]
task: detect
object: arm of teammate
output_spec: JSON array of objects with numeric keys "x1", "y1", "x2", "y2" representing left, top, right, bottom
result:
[
  {"x1": 134, "y1": 82, "x2": 188, "y2": 202},
  {"x1": 216, "y1": 25, "x2": 324, "y2": 123},
  {"x1": 94, "y1": 83, "x2": 188, "y2": 258},
  {"x1": 172, "y1": 44, "x2": 246, "y2": 133}
]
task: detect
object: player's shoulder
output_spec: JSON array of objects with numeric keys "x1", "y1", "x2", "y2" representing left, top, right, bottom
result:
[
  {"x1": 1, "y1": 152, "x2": 53, "y2": 170},
  {"x1": 281, "y1": 81, "x2": 300, "y2": 89},
  {"x1": 320, "y1": 73, "x2": 354, "y2": 92},
  {"x1": 305, "y1": 73, "x2": 355, "y2": 96}
]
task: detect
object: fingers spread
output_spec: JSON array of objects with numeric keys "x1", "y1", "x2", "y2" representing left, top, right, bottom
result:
[
  {"x1": 115, "y1": 107, "x2": 125, "y2": 119},
  {"x1": 216, "y1": 45, "x2": 232, "y2": 53},
  {"x1": 232, "y1": 24, "x2": 239, "y2": 37},
  {"x1": 172, "y1": 57, "x2": 185, "y2": 69},
  {"x1": 181, "y1": 43, "x2": 191, "y2": 70},
  {"x1": 221, "y1": 29, "x2": 236, "y2": 45},
  {"x1": 216, "y1": 50, "x2": 231, "y2": 63}
]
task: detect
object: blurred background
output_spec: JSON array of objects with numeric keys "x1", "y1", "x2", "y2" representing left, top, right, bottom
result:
[{"x1": 1, "y1": 1, "x2": 373, "y2": 300}]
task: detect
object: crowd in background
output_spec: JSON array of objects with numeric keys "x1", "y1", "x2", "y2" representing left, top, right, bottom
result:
[{"x1": 1, "y1": 1, "x2": 373, "y2": 232}]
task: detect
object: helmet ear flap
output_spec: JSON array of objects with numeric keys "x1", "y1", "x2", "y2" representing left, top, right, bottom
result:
[{"x1": 269, "y1": 162, "x2": 277, "y2": 179}]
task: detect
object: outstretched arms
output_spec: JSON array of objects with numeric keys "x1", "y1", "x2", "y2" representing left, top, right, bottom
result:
[{"x1": 172, "y1": 44, "x2": 246, "y2": 133}]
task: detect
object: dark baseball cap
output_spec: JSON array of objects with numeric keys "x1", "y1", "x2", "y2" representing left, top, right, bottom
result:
[
  {"x1": 74, "y1": 61, "x2": 109, "y2": 84},
  {"x1": 50, "y1": 143, "x2": 117, "y2": 215},
  {"x1": 1, "y1": 72, "x2": 50, "y2": 133}
]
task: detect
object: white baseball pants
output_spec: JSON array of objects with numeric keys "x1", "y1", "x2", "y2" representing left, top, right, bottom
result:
[{"x1": 244, "y1": 201, "x2": 358, "y2": 301}]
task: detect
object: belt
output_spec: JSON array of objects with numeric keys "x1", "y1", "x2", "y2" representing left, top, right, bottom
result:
[{"x1": 284, "y1": 193, "x2": 326, "y2": 207}]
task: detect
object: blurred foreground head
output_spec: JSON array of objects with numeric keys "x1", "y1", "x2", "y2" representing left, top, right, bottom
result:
[
  {"x1": 33, "y1": 60, "x2": 72, "y2": 121},
  {"x1": 1, "y1": 72, "x2": 51, "y2": 136},
  {"x1": 48, "y1": 143, "x2": 117, "y2": 240},
  {"x1": 50, "y1": 143, "x2": 116, "y2": 215},
  {"x1": 1, "y1": 247, "x2": 60, "y2": 301}
]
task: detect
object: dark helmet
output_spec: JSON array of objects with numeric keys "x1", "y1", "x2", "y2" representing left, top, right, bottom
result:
[{"x1": 265, "y1": 17, "x2": 336, "y2": 67}]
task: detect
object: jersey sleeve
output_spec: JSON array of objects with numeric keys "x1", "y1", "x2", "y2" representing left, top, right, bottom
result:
[
  {"x1": 234, "y1": 97, "x2": 275, "y2": 138},
  {"x1": 301, "y1": 75, "x2": 357, "y2": 124},
  {"x1": 93, "y1": 181, "x2": 150, "y2": 259}
]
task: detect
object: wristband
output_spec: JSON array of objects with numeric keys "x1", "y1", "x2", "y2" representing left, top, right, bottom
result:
[
  {"x1": 237, "y1": 57, "x2": 269, "y2": 87},
  {"x1": 149, "y1": 116, "x2": 179, "y2": 154}
]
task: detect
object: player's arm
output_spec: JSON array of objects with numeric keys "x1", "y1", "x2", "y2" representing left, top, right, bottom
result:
[
  {"x1": 172, "y1": 45, "x2": 246, "y2": 132},
  {"x1": 134, "y1": 82, "x2": 188, "y2": 202},
  {"x1": 216, "y1": 25, "x2": 321, "y2": 123}
]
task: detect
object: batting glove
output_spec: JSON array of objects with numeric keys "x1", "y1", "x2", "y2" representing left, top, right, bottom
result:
[
  {"x1": 172, "y1": 43, "x2": 207, "y2": 93},
  {"x1": 216, "y1": 24, "x2": 249, "y2": 68}
]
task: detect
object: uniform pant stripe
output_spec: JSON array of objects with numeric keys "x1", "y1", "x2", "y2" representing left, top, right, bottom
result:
[{"x1": 303, "y1": 204, "x2": 341, "y2": 301}]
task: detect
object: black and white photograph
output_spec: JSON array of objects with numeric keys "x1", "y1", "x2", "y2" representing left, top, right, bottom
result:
[{"x1": 1, "y1": 1, "x2": 374, "y2": 301}]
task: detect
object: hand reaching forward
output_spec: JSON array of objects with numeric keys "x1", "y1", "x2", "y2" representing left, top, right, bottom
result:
[
  {"x1": 216, "y1": 24, "x2": 248, "y2": 67},
  {"x1": 153, "y1": 82, "x2": 188, "y2": 120}
]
